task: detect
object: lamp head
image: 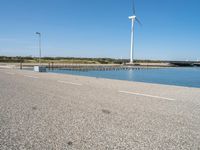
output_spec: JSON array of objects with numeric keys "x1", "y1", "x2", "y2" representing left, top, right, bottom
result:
[{"x1": 36, "y1": 32, "x2": 41, "y2": 35}]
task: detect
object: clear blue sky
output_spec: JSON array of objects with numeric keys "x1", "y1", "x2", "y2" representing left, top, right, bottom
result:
[{"x1": 0, "y1": 0, "x2": 199, "y2": 60}]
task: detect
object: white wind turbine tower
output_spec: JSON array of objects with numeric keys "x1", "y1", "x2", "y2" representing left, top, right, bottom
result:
[{"x1": 129, "y1": 0, "x2": 142, "y2": 64}]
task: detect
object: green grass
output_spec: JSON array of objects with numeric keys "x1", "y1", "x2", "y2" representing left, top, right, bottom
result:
[{"x1": 0, "y1": 56, "x2": 126, "y2": 64}]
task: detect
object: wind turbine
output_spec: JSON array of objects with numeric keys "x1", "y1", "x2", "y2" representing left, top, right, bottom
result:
[{"x1": 129, "y1": 0, "x2": 142, "y2": 64}]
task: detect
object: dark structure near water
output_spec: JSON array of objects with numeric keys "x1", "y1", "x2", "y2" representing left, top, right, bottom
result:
[{"x1": 169, "y1": 61, "x2": 200, "y2": 67}]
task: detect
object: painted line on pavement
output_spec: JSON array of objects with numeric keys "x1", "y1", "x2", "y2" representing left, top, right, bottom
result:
[
  {"x1": 23, "y1": 75, "x2": 39, "y2": 79},
  {"x1": 5, "y1": 72, "x2": 15, "y2": 75},
  {"x1": 57, "y1": 80, "x2": 82, "y2": 86},
  {"x1": 119, "y1": 90, "x2": 175, "y2": 101}
]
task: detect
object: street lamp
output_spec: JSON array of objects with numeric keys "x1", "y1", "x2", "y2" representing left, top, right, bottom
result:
[
  {"x1": 34, "y1": 32, "x2": 46, "y2": 72},
  {"x1": 36, "y1": 32, "x2": 41, "y2": 66}
]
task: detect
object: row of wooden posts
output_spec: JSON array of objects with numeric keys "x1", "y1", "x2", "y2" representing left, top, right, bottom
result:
[{"x1": 19, "y1": 62, "x2": 160, "y2": 71}]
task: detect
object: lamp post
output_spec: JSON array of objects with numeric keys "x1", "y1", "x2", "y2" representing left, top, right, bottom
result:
[
  {"x1": 34, "y1": 32, "x2": 46, "y2": 72},
  {"x1": 36, "y1": 32, "x2": 41, "y2": 66}
]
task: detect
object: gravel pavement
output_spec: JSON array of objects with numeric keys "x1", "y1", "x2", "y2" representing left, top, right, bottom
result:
[{"x1": 0, "y1": 69, "x2": 200, "y2": 150}]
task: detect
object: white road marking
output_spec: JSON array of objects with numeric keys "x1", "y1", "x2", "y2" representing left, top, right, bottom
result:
[
  {"x1": 57, "y1": 80, "x2": 82, "y2": 86},
  {"x1": 5, "y1": 72, "x2": 15, "y2": 75},
  {"x1": 119, "y1": 90, "x2": 175, "y2": 101},
  {"x1": 23, "y1": 75, "x2": 39, "y2": 79}
]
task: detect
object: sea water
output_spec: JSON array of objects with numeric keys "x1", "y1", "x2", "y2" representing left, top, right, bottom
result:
[{"x1": 48, "y1": 67, "x2": 200, "y2": 88}]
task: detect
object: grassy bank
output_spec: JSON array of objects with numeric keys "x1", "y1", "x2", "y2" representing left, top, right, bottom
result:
[
  {"x1": 0, "y1": 56, "x2": 171, "y2": 64},
  {"x1": 0, "y1": 56, "x2": 127, "y2": 64},
  {"x1": 1, "y1": 56, "x2": 199, "y2": 67}
]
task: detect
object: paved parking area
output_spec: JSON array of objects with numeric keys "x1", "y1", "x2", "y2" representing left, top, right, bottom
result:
[{"x1": 0, "y1": 69, "x2": 200, "y2": 149}]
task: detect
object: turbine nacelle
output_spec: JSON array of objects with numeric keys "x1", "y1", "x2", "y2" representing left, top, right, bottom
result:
[{"x1": 128, "y1": 16, "x2": 136, "y2": 20}]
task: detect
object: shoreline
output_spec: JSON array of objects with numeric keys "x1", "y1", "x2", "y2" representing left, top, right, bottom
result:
[
  {"x1": 1, "y1": 67, "x2": 199, "y2": 90},
  {"x1": 1, "y1": 65, "x2": 200, "y2": 89}
]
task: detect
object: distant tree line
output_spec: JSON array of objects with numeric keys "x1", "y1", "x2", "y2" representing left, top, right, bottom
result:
[
  {"x1": 0, "y1": 56, "x2": 26, "y2": 63},
  {"x1": 1, "y1": 56, "x2": 194, "y2": 64},
  {"x1": 0, "y1": 56, "x2": 128, "y2": 64}
]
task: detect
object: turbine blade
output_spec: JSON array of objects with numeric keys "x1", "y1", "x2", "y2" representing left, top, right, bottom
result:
[
  {"x1": 132, "y1": 0, "x2": 136, "y2": 15},
  {"x1": 136, "y1": 17, "x2": 142, "y2": 26}
]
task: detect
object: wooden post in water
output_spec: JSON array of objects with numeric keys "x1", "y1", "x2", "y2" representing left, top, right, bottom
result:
[
  {"x1": 51, "y1": 62, "x2": 54, "y2": 70},
  {"x1": 20, "y1": 62, "x2": 22, "y2": 70},
  {"x1": 48, "y1": 62, "x2": 51, "y2": 70},
  {"x1": 20, "y1": 57, "x2": 23, "y2": 70}
]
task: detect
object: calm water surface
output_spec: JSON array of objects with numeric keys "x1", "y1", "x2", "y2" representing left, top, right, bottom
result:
[{"x1": 48, "y1": 67, "x2": 200, "y2": 88}]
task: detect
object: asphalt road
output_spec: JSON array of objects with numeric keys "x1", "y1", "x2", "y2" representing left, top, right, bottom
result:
[{"x1": 0, "y1": 69, "x2": 200, "y2": 150}]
